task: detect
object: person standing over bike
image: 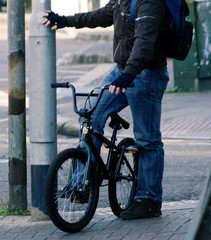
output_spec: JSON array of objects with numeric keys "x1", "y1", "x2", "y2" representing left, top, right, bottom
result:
[{"x1": 43, "y1": 0, "x2": 169, "y2": 220}]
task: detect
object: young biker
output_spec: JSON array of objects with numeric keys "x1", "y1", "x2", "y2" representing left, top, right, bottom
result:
[{"x1": 43, "y1": 0, "x2": 169, "y2": 220}]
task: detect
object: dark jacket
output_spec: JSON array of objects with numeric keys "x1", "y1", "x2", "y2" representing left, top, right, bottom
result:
[{"x1": 66, "y1": 0, "x2": 167, "y2": 77}]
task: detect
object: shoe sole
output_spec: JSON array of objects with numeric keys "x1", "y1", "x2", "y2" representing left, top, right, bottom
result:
[{"x1": 120, "y1": 211, "x2": 162, "y2": 220}]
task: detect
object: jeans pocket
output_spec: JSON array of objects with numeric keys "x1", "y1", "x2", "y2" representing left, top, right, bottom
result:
[
  {"x1": 153, "y1": 68, "x2": 169, "y2": 99},
  {"x1": 158, "y1": 67, "x2": 169, "y2": 81}
]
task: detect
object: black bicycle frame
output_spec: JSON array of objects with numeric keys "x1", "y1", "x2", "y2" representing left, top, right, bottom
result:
[
  {"x1": 51, "y1": 82, "x2": 136, "y2": 190},
  {"x1": 78, "y1": 126, "x2": 137, "y2": 194},
  {"x1": 78, "y1": 130, "x2": 119, "y2": 180}
]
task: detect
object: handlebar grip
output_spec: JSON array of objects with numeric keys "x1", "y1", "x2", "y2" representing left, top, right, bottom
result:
[
  {"x1": 51, "y1": 82, "x2": 69, "y2": 88},
  {"x1": 103, "y1": 84, "x2": 110, "y2": 90}
]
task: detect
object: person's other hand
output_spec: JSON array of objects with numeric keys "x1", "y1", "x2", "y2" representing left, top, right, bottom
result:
[
  {"x1": 109, "y1": 73, "x2": 134, "y2": 94},
  {"x1": 43, "y1": 10, "x2": 67, "y2": 30}
]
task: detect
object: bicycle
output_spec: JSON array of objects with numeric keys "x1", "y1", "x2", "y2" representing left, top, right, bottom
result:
[{"x1": 44, "y1": 82, "x2": 138, "y2": 233}]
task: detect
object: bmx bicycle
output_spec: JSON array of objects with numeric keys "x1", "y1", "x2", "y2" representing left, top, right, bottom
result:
[{"x1": 44, "y1": 82, "x2": 138, "y2": 233}]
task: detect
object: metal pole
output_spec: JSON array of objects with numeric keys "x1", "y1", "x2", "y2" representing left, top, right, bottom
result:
[
  {"x1": 8, "y1": 0, "x2": 27, "y2": 211},
  {"x1": 29, "y1": 0, "x2": 57, "y2": 220}
]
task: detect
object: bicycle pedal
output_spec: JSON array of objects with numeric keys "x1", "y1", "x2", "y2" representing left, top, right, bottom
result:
[
  {"x1": 71, "y1": 199, "x2": 81, "y2": 203},
  {"x1": 125, "y1": 146, "x2": 138, "y2": 154}
]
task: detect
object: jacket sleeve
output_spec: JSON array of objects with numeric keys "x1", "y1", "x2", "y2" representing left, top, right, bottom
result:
[
  {"x1": 124, "y1": 0, "x2": 166, "y2": 77},
  {"x1": 66, "y1": 0, "x2": 115, "y2": 29}
]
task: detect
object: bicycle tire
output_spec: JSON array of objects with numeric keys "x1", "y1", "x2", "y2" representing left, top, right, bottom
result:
[
  {"x1": 44, "y1": 148, "x2": 99, "y2": 233},
  {"x1": 108, "y1": 138, "x2": 137, "y2": 217}
]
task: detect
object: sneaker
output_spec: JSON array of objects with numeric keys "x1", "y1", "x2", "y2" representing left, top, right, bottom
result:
[{"x1": 120, "y1": 198, "x2": 162, "y2": 220}]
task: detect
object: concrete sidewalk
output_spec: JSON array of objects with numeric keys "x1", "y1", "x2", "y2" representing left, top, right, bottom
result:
[{"x1": 0, "y1": 201, "x2": 198, "y2": 240}]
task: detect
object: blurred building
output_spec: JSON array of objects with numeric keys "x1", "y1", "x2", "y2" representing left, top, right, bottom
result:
[{"x1": 51, "y1": 0, "x2": 109, "y2": 15}]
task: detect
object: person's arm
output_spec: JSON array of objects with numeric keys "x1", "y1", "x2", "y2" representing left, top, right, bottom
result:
[
  {"x1": 124, "y1": 0, "x2": 165, "y2": 77},
  {"x1": 110, "y1": 0, "x2": 166, "y2": 94},
  {"x1": 43, "y1": 0, "x2": 115, "y2": 30}
]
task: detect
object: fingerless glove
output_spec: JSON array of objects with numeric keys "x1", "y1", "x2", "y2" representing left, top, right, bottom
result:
[
  {"x1": 111, "y1": 73, "x2": 135, "y2": 89},
  {"x1": 47, "y1": 11, "x2": 67, "y2": 29}
]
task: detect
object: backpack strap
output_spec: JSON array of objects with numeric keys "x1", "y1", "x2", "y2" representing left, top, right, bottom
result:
[
  {"x1": 165, "y1": 0, "x2": 190, "y2": 32},
  {"x1": 130, "y1": 0, "x2": 137, "y2": 23}
]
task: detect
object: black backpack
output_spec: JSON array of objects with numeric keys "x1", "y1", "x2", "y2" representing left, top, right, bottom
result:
[{"x1": 130, "y1": 0, "x2": 194, "y2": 61}]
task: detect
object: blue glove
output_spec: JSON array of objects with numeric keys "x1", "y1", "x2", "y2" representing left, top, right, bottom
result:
[
  {"x1": 111, "y1": 73, "x2": 135, "y2": 90},
  {"x1": 46, "y1": 11, "x2": 67, "y2": 29}
]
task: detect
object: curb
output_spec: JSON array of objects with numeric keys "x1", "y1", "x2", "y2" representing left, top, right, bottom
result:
[
  {"x1": 58, "y1": 38, "x2": 113, "y2": 65},
  {"x1": 57, "y1": 121, "x2": 79, "y2": 137}
]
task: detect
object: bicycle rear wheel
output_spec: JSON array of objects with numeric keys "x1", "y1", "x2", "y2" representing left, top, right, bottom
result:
[
  {"x1": 108, "y1": 138, "x2": 138, "y2": 217},
  {"x1": 44, "y1": 148, "x2": 99, "y2": 233}
]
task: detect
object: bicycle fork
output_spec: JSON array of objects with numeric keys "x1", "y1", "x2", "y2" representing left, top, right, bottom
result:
[{"x1": 77, "y1": 139, "x2": 93, "y2": 192}]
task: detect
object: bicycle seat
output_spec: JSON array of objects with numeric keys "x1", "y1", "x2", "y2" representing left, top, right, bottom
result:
[{"x1": 109, "y1": 113, "x2": 130, "y2": 130}]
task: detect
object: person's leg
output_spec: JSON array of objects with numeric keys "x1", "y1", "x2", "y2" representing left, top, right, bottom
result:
[
  {"x1": 121, "y1": 67, "x2": 169, "y2": 219},
  {"x1": 90, "y1": 65, "x2": 129, "y2": 154},
  {"x1": 73, "y1": 65, "x2": 128, "y2": 190}
]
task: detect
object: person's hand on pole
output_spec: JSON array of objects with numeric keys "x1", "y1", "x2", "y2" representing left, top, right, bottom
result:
[{"x1": 43, "y1": 10, "x2": 67, "y2": 30}]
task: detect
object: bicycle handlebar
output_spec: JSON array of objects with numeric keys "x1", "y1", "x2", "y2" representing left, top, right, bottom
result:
[
  {"x1": 51, "y1": 82, "x2": 70, "y2": 88},
  {"x1": 51, "y1": 82, "x2": 109, "y2": 117}
]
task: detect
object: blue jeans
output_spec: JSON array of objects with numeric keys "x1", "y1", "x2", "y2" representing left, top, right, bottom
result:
[{"x1": 90, "y1": 64, "x2": 169, "y2": 206}]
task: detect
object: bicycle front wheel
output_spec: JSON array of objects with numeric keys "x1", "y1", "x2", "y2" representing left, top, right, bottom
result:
[
  {"x1": 108, "y1": 138, "x2": 138, "y2": 217},
  {"x1": 44, "y1": 148, "x2": 99, "y2": 233}
]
